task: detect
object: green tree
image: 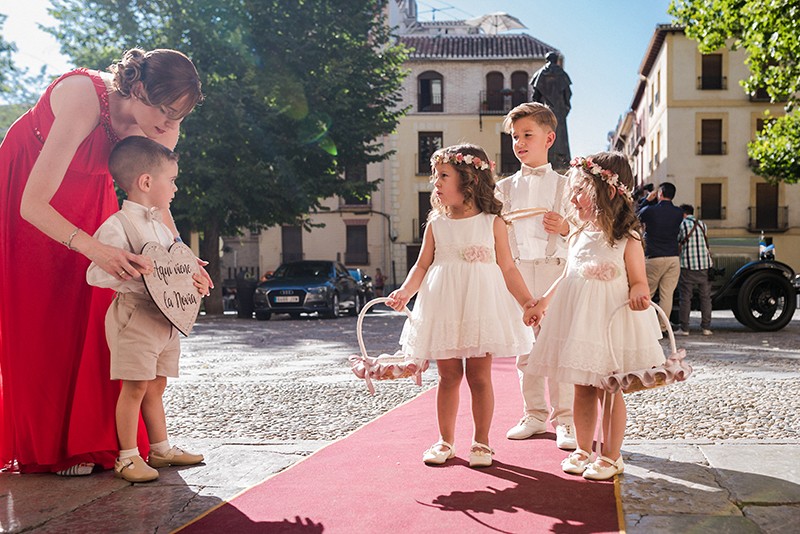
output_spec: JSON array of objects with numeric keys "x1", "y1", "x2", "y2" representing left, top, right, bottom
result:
[
  {"x1": 670, "y1": 0, "x2": 800, "y2": 183},
  {"x1": 46, "y1": 0, "x2": 408, "y2": 313}
]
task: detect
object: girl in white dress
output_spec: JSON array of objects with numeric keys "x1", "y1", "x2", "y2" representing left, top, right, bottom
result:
[
  {"x1": 386, "y1": 144, "x2": 534, "y2": 468},
  {"x1": 524, "y1": 152, "x2": 665, "y2": 481}
]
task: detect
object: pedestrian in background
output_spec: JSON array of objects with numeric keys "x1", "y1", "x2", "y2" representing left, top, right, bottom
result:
[
  {"x1": 373, "y1": 268, "x2": 386, "y2": 297},
  {"x1": 676, "y1": 204, "x2": 713, "y2": 336},
  {"x1": 637, "y1": 182, "x2": 684, "y2": 329}
]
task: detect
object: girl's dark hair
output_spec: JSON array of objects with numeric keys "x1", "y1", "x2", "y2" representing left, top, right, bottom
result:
[
  {"x1": 110, "y1": 48, "x2": 203, "y2": 119},
  {"x1": 570, "y1": 151, "x2": 642, "y2": 246},
  {"x1": 428, "y1": 143, "x2": 502, "y2": 220}
]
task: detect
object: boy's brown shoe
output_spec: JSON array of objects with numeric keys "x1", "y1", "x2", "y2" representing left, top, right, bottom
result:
[
  {"x1": 114, "y1": 455, "x2": 159, "y2": 483},
  {"x1": 148, "y1": 446, "x2": 204, "y2": 468}
]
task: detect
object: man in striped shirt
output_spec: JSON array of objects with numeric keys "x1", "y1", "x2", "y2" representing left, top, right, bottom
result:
[{"x1": 676, "y1": 204, "x2": 713, "y2": 336}]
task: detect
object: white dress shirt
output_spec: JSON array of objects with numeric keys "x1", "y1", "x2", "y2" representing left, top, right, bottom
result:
[
  {"x1": 86, "y1": 200, "x2": 175, "y2": 294},
  {"x1": 495, "y1": 163, "x2": 571, "y2": 261}
]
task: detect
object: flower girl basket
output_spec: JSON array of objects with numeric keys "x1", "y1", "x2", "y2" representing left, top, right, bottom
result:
[
  {"x1": 600, "y1": 301, "x2": 693, "y2": 394},
  {"x1": 349, "y1": 297, "x2": 429, "y2": 394}
]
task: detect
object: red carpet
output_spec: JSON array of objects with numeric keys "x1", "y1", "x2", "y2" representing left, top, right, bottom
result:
[{"x1": 179, "y1": 359, "x2": 621, "y2": 533}]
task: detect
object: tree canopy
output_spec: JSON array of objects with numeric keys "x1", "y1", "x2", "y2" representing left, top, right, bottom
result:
[
  {"x1": 46, "y1": 0, "x2": 408, "y2": 313},
  {"x1": 670, "y1": 0, "x2": 800, "y2": 183}
]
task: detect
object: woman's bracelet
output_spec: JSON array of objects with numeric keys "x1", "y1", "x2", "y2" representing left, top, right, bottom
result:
[
  {"x1": 62, "y1": 228, "x2": 80, "y2": 250},
  {"x1": 174, "y1": 235, "x2": 184, "y2": 243}
]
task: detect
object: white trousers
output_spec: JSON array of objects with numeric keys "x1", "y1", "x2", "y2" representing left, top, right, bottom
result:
[{"x1": 515, "y1": 260, "x2": 574, "y2": 426}]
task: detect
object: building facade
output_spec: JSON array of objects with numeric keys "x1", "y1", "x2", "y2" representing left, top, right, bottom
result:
[
  {"x1": 221, "y1": 0, "x2": 559, "y2": 289},
  {"x1": 610, "y1": 24, "x2": 800, "y2": 269}
]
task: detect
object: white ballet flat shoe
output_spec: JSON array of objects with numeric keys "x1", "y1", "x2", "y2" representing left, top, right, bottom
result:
[
  {"x1": 423, "y1": 440, "x2": 455, "y2": 465},
  {"x1": 468, "y1": 442, "x2": 494, "y2": 468},
  {"x1": 561, "y1": 448, "x2": 595, "y2": 474},
  {"x1": 582, "y1": 455, "x2": 624, "y2": 480}
]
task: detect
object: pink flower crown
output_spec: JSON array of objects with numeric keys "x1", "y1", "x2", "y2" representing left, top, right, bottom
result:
[
  {"x1": 570, "y1": 156, "x2": 633, "y2": 200},
  {"x1": 432, "y1": 152, "x2": 495, "y2": 172}
]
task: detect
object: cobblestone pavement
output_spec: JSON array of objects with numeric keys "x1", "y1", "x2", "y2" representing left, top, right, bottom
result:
[{"x1": 3, "y1": 308, "x2": 799, "y2": 533}]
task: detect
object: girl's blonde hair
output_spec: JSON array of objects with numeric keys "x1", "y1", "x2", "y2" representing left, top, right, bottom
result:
[
  {"x1": 568, "y1": 151, "x2": 641, "y2": 246},
  {"x1": 428, "y1": 143, "x2": 502, "y2": 220}
]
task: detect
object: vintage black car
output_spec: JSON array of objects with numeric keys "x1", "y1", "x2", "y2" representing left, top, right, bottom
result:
[
  {"x1": 253, "y1": 260, "x2": 359, "y2": 320},
  {"x1": 678, "y1": 252, "x2": 799, "y2": 331}
]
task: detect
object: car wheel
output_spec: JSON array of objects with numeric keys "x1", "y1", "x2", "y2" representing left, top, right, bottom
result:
[
  {"x1": 323, "y1": 294, "x2": 340, "y2": 319},
  {"x1": 255, "y1": 311, "x2": 271, "y2": 321},
  {"x1": 735, "y1": 271, "x2": 797, "y2": 331},
  {"x1": 349, "y1": 294, "x2": 362, "y2": 316}
]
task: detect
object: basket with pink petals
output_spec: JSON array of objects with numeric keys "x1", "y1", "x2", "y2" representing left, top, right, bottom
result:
[
  {"x1": 349, "y1": 297, "x2": 429, "y2": 394},
  {"x1": 600, "y1": 301, "x2": 693, "y2": 394}
]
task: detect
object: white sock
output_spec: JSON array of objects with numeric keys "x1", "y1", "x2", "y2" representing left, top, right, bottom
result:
[
  {"x1": 119, "y1": 447, "x2": 139, "y2": 460},
  {"x1": 150, "y1": 439, "x2": 171, "y2": 455}
]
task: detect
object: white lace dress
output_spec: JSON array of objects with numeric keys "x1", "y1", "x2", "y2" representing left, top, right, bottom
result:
[
  {"x1": 400, "y1": 212, "x2": 534, "y2": 361},
  {"x1": 526, "y1": 229, "x2": 666, "y2": 387}
]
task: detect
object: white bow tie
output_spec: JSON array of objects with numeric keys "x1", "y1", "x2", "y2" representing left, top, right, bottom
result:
[{"x1": 521, "y1": 165, "x2": 547, "y2": 177}]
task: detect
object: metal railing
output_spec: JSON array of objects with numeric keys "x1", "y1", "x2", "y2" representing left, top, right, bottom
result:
[
  {"x1": 478, "y1": 90, "x2": 513, "y2": 115},
  {"x1": 747, "y1": 206, "x2": 789, "y2": 232},
  {"x1": 495, "y1": 152, "x2": 518, "y2": 176},
  {"x1": 697, "y1": 141, "x2": 727, "y2": 155},
  {"x1": 344, "y1": 251, "x2": 370, "y2": 265},
  {"x1": 697, "y1": 76, "x2": 727, "y2": 90},
  {"x1": 697, "y1": 205, "x2": 726, "y2": 220}
]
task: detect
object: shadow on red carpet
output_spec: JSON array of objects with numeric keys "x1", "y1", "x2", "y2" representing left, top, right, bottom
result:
[{"x1": 178, "y1": 358, "x2": 620, "y2": 533}]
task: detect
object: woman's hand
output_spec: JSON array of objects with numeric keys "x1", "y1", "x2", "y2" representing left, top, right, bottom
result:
[
  {"x1": 195, "y1": 257, "x2": 214, "y2": 289},
  {"x1": 385, "y1": 289, "x2": 410, "y2": 311},
  {"x1": 193, "y1": 272, "x2": 211, "y2": 296},
  {"x1": 88, "y1": 240, "x2": 153, "y2": 280}
]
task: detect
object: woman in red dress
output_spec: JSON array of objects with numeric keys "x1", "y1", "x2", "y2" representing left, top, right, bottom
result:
[{"x1": 0, "y1": 48, "x2": 202, "y2": 474}]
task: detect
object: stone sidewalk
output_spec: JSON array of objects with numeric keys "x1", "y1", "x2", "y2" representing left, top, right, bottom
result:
[{"x1": 1, "y1": 310, "x2": 798, "y2": 533}]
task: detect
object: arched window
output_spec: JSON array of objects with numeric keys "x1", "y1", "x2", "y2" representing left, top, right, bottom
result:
[
  {"x1": 418, "y1": 71, "x2": 443, "y2": 112},
  {"x1": 511, "y1": 71, "x2": 529, "y2": 106},
  {"x1": 485, "y1": 71, "x2": 504, "y2": 111}
]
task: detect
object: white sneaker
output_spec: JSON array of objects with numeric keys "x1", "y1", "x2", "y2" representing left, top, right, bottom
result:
[
  {"x1": 556, "y1": 424, "x2": 577, "y2": 450},
  {"x1": 506, "y1": 415, "x2": 547, "y2": 440},
  {"x1": 675, "y1": 328, "x2": 689, "y2": 336},
  {"x1": 702, "y1": 329, "x2": 713, "y2": 336}
]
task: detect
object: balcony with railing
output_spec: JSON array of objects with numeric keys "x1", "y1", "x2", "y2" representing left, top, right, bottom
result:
[
  {"x1": 697, "y1": 76, "x2": 727, "y2": 90},
  {"x1": 478, "y1": 89, "x2": 514, "y2": 115},
  {"x1": 697, "y1": 140, "x2": 727, "y2": 155},
  {"x1": 495, "y1": 152, "x2": 518, "y2": 176},
  {"x1": 697, "y1": 205, "x2": 726, "y2": 220},
  {"x1": 344, "y1": 251, "x2": 370, "y2": 265},
  {"x1": 747, "y1": 206, "x2": 789, "y2": 232}
]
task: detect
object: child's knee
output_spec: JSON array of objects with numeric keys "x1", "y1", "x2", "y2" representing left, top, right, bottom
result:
[
  {"x1": 121, "y1": 380, "x2": 148, "y2": 398},
  {"x1": 438, "y1": 367, "x2": 463, "y2": 386}
]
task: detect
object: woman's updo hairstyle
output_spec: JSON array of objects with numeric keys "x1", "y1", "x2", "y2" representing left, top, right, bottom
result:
[{"x1": 110, "y1": 48, "x2": 203, "y2": 119}]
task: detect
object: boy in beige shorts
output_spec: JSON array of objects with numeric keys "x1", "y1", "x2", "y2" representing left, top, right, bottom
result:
[{"x1": 87, "y1": 136, "x2": 209, "y2": 482}]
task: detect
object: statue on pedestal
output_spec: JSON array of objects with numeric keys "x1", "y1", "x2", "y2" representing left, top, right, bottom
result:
[{"x1": 530, "y1": 52, "x2": 572, "y2": 170}]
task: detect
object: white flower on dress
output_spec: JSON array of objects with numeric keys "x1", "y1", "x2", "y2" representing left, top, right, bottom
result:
[
  {"x1": 579, "y1": 262, "x2": 620, "y2": 281},
  {"x1": 460, "y1": 245, "x2": 494, "y2": 263}
]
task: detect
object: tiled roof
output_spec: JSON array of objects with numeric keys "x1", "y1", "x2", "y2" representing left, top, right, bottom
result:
[{"x1": 399, "y1": 34, "x2": 557, "y2": 60}]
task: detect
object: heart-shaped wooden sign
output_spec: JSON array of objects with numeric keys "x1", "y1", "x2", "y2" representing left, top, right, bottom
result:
[{"x1": 141, "y1": 241, "x2": 202, "y2": 336}]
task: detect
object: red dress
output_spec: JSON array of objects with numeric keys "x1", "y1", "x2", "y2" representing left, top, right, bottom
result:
[{"x1": 0, "y1": 69, "x2": 149, "y2": 472}]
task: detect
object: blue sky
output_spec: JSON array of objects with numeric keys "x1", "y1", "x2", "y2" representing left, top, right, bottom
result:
[{"x1": 1, "y1": 0, "x2": 676, "y2": 156}]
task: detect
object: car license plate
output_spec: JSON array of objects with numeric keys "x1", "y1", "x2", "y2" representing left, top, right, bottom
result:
[{"x1": 274, "y1": 296, "x2": 299, "y2": 303}]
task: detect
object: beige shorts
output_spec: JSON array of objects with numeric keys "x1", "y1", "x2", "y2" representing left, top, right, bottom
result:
[{"x1": 105, "y1": 292, "x2": 180, "y2": 381}]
